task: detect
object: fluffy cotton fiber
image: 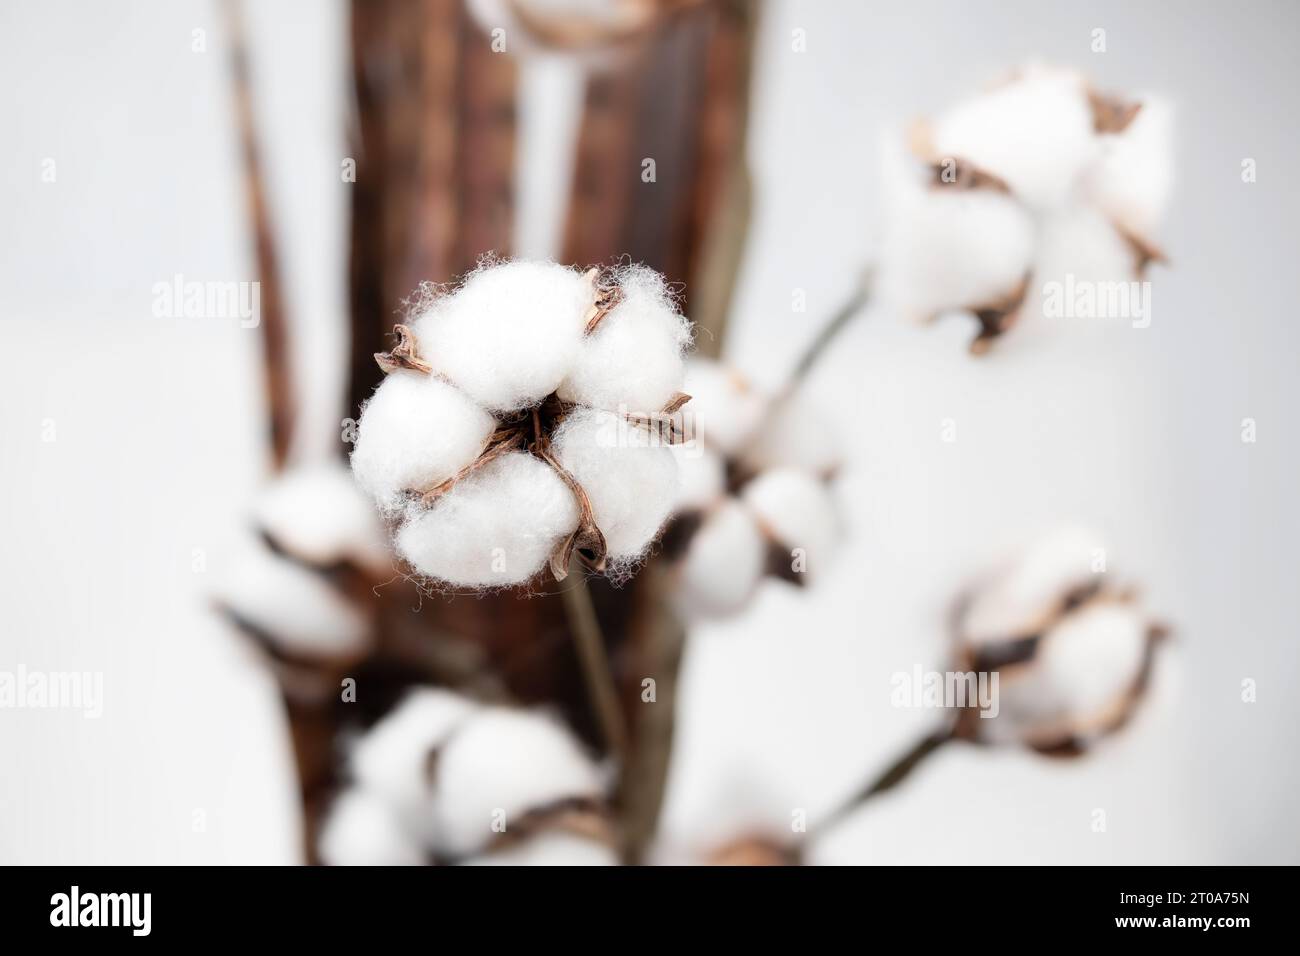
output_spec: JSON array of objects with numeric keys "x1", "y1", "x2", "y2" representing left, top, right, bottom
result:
[
  {"x1": 412, "y1": 260, "x2": 591, "y2": 412},
  {"x1": 429, "y1": 707, "x2": 605, "y2": 857},
  {"x1": 551, "y1": 407, "x2": 679, "y2": 561},
  {"x1": 680, "y1": 358, "x2": 766, "y2": 454},
  {"x1": 351, "y1": 371, "x2": 496, "y2": 513},
  {"x1": 253, "y1": 462, "x2": 391, "y2": 576},
  {"x1": 558, "y1": 265, "x2": 692, "y2": 415},
  {"x1": 317, "y1": 788, "x2": 425, "y2": 867},
  {"x1": 742, "y1": 469, "x2": 838, "y2": 579},
  {"x1": 396, "y1": 451, "x2": 580, "y2": 588},
  {"x1": 675, "y1": 500, "x2": 766, "y2": 618}
]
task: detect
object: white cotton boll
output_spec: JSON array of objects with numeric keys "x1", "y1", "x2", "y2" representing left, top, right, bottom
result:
[
  {"x1": 253, "y1": 462, "x2": 390, "y2": 576},
  {"x1": 1033, "y1": 205, "x2": 1140, "y2": 294},
  {"x1": 396, "y1": 452, "x2": 580, "y2": 588},
  {"x1": 551, "y1": 408, "x2": 678, "y2": 560},
  {"x1": 680, "y1": 358, "x2": 766, "y2": 455},
  {"x1": 669, "y1": 445, "x2": 725, "y2": 513},
  {"x1": 349, "y1": 688, "x2": 479, "y2": 822},
  {"x1": 961, "y1": 525, "x2": 1108, "y2": 645},
  {"x1": 927, "y1": 63, "x2": 1098, "y2": 210},
  {"x1": 216, "y1": 534, "x2": 371, "y2": 659},
  {"x1": 741, "y1": 469, "x2": 838, "y2": 577},
  {"x1": 877, "y1": 180, "x2": 1036, "y2": 322},
  {"x1": 462, "y1": 832, "x2": 618, "y2": 866},
  {"x1": 351, "y1": 371, "x2": 496, "y2": 513},
  {"x1": 412, "y1": 260, "x2": 590, "y2": 412},
  {"x1": 674, "y1": 500, "x2": 766, "y2": 618},
  {"x1": 1084, "y1": 96, "x2": 1174, "y2": 241},
  {"x1": 1034, "y1": 602, "x2": 1149, "y2": 725},
  {"x1": 739, "y1": 390, "x2": 841, "y2": 476},
  {"x1": 557, "y1": 265, "x2": 692, "y2": 415},
  {"x1": 318, "y1": 788, "x2": 425, "y2": 866},
  {"x1": 429, "y1": 708, "x2": 605, "y2": 857}
]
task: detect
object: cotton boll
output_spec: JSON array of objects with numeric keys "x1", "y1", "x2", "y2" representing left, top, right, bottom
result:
[
  {"x1": 396, "y1": 452, "x2": 580, "y2": 587},
  {"x1": 349, "y1": 688, "x2": 479, "y2": 822},
  {"x1": 680, "y1": 358, "x2": 766, "y2": 455},
  {"x1": 412, "y1": 260, "x2": 590, "y2": 412},
  {"x1": 674, "y1": 500, "x2": 766, "y2": 618},
  {"x1": 1084, "y1": 96, "x2": 1173, "y2": 241},
  {"x1": 318, "y1": 788, "x2": 425, "y2": 866},
  {"x1": 1034, "y1": 205, "x2": 1141, "y2": 292},
  {"x1": 741, "y1": 469, "x2": 838, "y2": 579},
  {"x1": 669, "y1": 445, "x2": 725, "y2": 513},
  {"x1": 877, "y1": 175, "x2": 1036, "y2": 322},
  {"x1": 462, "y1": 832, "x2": 618, "y2": 866},
  {"x1": 557, "y1": 265, "x2": 692, "y2": 415},
  {"x1": 253, "y1": 462, "x2": 390, "y2": 576},
  {"x1": 960, "y1": 525, "x2": 1108, "y2": 646},
  {"x1": 351, "y1": 371, "x2": 496, "y2": 513},
  {"x1": 551, "y1": 408, "x2": 678, "y2": 560},
  {"x1": 216, "y1": 534, "x2": 372, "y2": 659},
  {"x1": 429, "y1": 708, "x2": 605, "y2": 857},
  {"x1": 927, "y1": 63, "x2": 1098, "y2": 210},
  {"x1": 739, "y1": 390, "x2": 841, "y2": 476}
]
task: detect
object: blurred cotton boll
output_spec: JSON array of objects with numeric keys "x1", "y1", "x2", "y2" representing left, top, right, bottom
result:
[
  {"x1": 673, "y1": 499, "x2": 767, "y2": 618},
  {"x1": 680, "y1": 358, "x2": 766, "y2": 455},
  {"x1": 1083, "y1": 96, "x2": 1175, "y2": 245},
  {"x1": 317, "y1": 788, "x2": 426, "y2": 867},
  {"x1": 462, "y1": 831, "x2": 618, "y2": 866},
  {"x1": 741, "y1": 468, "x2": 839, "y2": 581}
]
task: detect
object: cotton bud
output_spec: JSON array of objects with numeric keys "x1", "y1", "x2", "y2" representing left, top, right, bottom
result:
[
  {"x1": 741, "y1": 468, "x2": 839, "y2": 582},
  {"x1": 680, "y1": 358, "x2": 766, "y2": 455},
  {"x1": 672, "y1": 499, "x2": 767, "y2": 618},
  {"x1": 429, "y1": 707, "x2": 607, "y2": 858},
  {"x1": 411, "y1": 260, "x2": 591, "y2": 413},
  {"x1": 551, "y1": 407, "x2": 678, "y2": 563},
  {"x1": 953, "y1": 526, "x2": 1165, "y2": 754},
  {"x1": 351, "y1": 371, "x2": 496, "y2": 513},
  {"x1": 395, "y1": 452, "x2": 580, "y2": 588},
  {"x1": 558, "y1": 264, "x2": 692, "y2": 415},
  {"x1": 462, "y1": 831, "x2": 618, "y2": 866},
  {"x1": 317, "y1": 788, "x2": 426, "y2": 867}
]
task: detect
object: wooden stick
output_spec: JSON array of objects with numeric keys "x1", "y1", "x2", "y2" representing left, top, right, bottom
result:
[{"x1": 559, "y1": 563, "x2": 629, "y2": 762}]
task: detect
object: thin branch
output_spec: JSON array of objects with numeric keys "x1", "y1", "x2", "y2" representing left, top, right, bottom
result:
[
  {"x1": 782, "y1": 266, "x2": 873, "y2": 393},
  {"x1": 222, "y1": 0, "x2": 295, "y2": 471},
  {"x1": 559, "y1": 563, "x2": 629, "y2": 762}
]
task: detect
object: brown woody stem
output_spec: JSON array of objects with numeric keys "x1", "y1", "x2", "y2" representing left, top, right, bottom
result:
[
  {"x1": 559, "y1": 561, "x2": 629, "y2": 762},
  {"x1": 782, "y1": 267, "x2": 873, "y2": 394}
]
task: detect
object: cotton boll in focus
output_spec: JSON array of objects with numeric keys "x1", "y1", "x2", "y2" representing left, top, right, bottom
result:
[
  {"x1": 1084, "y1": 96, "x2": 1173, "y2": 242},
  {"x1": 462, "y1": 831, "x2": 618, "y2": 866},
  {"x1": 669, "y1": 445, "x2": 725, "y2": 513},
  {"x1": 349, "y1": 688, "x2": 479, "y2": 822},
  {"x1": 680, "y1": 358, "x2": 767, "y2": 455},
  {"x1": 216, "y1": 534, "x2": 372, "y2": 659},
  {"x1": 960, "y1": 525, "x2": 1108, "y2": 646},
  {"x1": 674, "y1": 500, "x2": 766, "y2": 618},
  {"x1": 318, "y1": 788, "x2": 425, "y2": 866},
  {"x1": 739, "y1": 389, "x2": 841, "y2": 477},
  {"x1": 558, "y1": 265, "x2": 692, "y2": 415},
  {"x1": 396, "y1": 452, "x2": 580, "y2": 588},
  {"x1": 412, "y1": 260, "x2": 590, "y2": 412},
  {"x1": 351, "y1": 371, "x2": 496, "y2": 513},
  {"x1": 551, "y1": 408, "x2": 678, "y2": 560},
  {"x1": 741, "y1": 469, "x2": 838, "y2": 579},
  {"x1": 429, "y1": 708, "x2": 605, "y2": 857},
  {"x1": 253, "y1": 462, "x2": 391, "y2": 576},
  {"x1": 926, "y1": 63, "x2": 1098, "y2": 210}
]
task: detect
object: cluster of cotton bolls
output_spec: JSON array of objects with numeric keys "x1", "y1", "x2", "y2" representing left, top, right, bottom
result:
[
  {"x1": 316, "y1": 687, "x2": 617, "y2": 865},
  {"x1": 663, "y1": 357, "x2": 841, "y2": 619},
  {"x1": 877, "y1": 62, "x2": 1173, "y2": 352},
  {"x1": 350, "y1": 258, "x2": 692, "y2": 590},
  {"x1": 950, "y1": 525, "x2": 1166, "y2": 755},
  {"x1": 213, "y1": 463, "x2": 392, "y2": 697}
]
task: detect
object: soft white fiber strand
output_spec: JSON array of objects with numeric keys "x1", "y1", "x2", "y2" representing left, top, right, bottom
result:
[
  {"x1": 395, "y1": 451, "x2": 580, "y2": 588},
  {"x1": 217, "y1": 533, "x2": 372, "y2": 658},
  {"x1": 558, "y1": 265, "x2": 692, "y2": 415},
  {"x1": 741, "y1": 469, "x2": 838, "y2": 578},
  {"x1": 253, "y1": 463, "x2": 391, "y2": 576},
  {"x1": 462, "y1": 831, "x2": 618, "y2": 866},
  {"x1": 680, "y1": 358, "x2": 766, "y2": 454},
  {"x1": 350, "y1": 371, "x2": 496, "y2": 513},
  {"x1": 429, "y1": 707, "x2": 605, "y2": 857},
  {"x1": 412, "y1": 260, "x2": 591, "y2": 412},
  {"x1": 675, "y1": 500, "x2": 766, "y2": 618},
  {"x1": 551, "y1": 407, "x2": 679, "y2": 561},
  {"x1": 317, "y1": 788, "x2": 425, "y2": 867}
]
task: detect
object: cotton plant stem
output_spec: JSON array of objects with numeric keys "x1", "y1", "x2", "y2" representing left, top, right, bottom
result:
[
  {"x1": 781, "y1": 267, "x2": 874, "y2": 394},
  {"x1": 559, "y1": 563, "x2": 629, "y2": 761},
  {"x1": 804, "y1": 725, "x2": 952, "y2": 845}
]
